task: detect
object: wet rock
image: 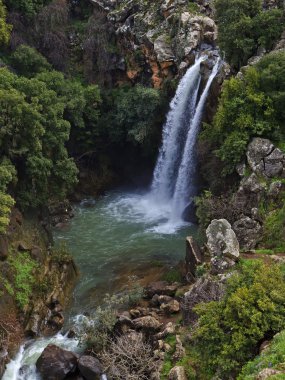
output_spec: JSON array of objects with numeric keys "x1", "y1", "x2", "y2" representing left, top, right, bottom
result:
[
  {"x1": 48, "y1": 312, "x2": 65, "y2": 330},
  {"x1": 168, "y1": 366, "x2": 188, "y2": 380},
  {"x1": 206, "y1": 219, "x2": 240, "y2": 261},
  {"x1": 233, "y1": 216, "x2": 262, "y2": 250},
  {"x1": 36, "y1": 344, "x2": 78, "y2": 380},
  {"x1": 145, "y1": 281, "x2": 179, "y2": 298},
  {"x1": 182, "y1": 277, "x2": 225, "y2": 325},
  {"x1": 78, "y1": 355, "x2": 103, "y2": 380},
  {"x1": 160, "y1": 299, "x2": 180, "y2": 314},
  {"x1": 133, "y1": 316, "x2": 162, "y2": 332},
  {"x1": 185, "y1": 236, "x2": 203, "y2": 279}
]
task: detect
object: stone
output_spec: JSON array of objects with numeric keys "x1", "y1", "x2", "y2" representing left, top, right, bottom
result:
[
  {"x1": 247, "y1": 138, "x2": 274, "y2": 173},
  {"x1": 114, "y1": 315, "x2": 135, "y2": 334},
  {"x1": 168, "y1": 366, "x2": 188, "y2": 380},
  {"x1": 0, "y1": 235, "x2": 8, "y2": 260},
  {"x1": 145, "y1": 281, "x2": 179, "y2": 298},
  {"x1": 233, "y1": 216, "x2": 262, "y2": 250},
  {"x1": 160, "y1": 300, "x2": 180, "y2": 314},
  {"x1": 78, "y1": 356, "x2": 103, "y2": 380},
  {"x1": 182, "y1": 277, "x2": 225, "y2": 325},
  {"x1": 206, "y1": 219, "x2": 240, "y2": 260},
  {"x1": 172, "y1": 335, "x2": 185, "y2": 362},
  {"x1": 154, "y1": 35, "x2": 175, "y2": 62},
  {"x1": 157, "y1": 295, "x2": 173, "y2": 305},
  {"x1": 155, "y1": 322, "x2": 175, "y2": 339},
  {"x1": 268, "y1": 181, "x2": 284, "y2": 198},
  {"x1": 36, "y1": 344, "x2": 78, "y2": 380},
  {"x1": 185, "y1": 236, "x2": 203, "y2": 279},
  {"x1": 257, "y1": 368, "x2": 283, "y2": 379},
  {"x1": 133, "y1": 316, "x2": 162, "y2": 332},
  {"x1": 239, "y1": 173, "x2": 265, "y2": 194}
]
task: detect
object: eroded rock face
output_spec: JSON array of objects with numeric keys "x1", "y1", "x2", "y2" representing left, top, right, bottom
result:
[
  {"x1": 185, "y1": 236, "x2": 203, "y2": 280},
  {"x1": 36, "y1": 345, "x2": 78, "y2": 380},
  {"x1": 206, "y1": 219, "x2": 240, "y2": 260}
]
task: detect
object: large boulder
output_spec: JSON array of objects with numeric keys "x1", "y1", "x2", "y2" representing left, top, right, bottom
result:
[
  {"x1": 78, "y1": 356, "x2": 103, "y2": 380},
  {"x1": 154, "y1": 34, "x2": 175, "y2": 62},
  {"x1": 133, "y1": 316, "x2": 162, "y2": 332},
  {"x1": 206, "y1": 219, "x2": 240, "y2": 264},
  {"x1": 182, "y1": 277, "x2": 225, "y2": 325},
  {"x1": 36, "y1": 344, "x2": 78, "y2": 380},
  {"x1": 233, "y1": 216, "x2": 262, "y2": 250}
]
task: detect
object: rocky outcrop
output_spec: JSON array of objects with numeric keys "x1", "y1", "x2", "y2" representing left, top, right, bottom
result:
[
  {"x1": 145, "y1": 281, "x2": 179, "y2": 298},
  {"x1": 88, "y1": 0, "x2": 218, "y2": 87},
  {"x1": 182, "y1": 277, "x2": 225, "y2": 324},
  {"x1": 36, "y1": 344, "x2": 78, "y2": 380}
]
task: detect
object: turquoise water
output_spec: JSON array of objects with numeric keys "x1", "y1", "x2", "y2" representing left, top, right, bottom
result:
[{"x1": 54, "y1": 189, "x2": 197, "y2": 317}]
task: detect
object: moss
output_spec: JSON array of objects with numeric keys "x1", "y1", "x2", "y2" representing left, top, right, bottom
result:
[{"x1": 162, "y1": 268, "x2": 182, "y2": 283}]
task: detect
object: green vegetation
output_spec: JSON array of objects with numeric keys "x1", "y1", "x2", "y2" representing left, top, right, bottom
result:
[
  {"x1": 191, "y1": 261, "x2": 285, "y2": 377},
  {"x1": 4, "y1": 0, "x2": 50, "y2": 17},
  {"x1": 215, "y1": 0, "x2": 285, "y2": 69},
  {"x1": 263, "y1": 202, "x2": 285, "y2": 250},
  {"x1": 239, "y1": 329, "x2": 285, "y2": 379},
  {"x1": 7, "y1": 251, "x2": 38, "y2": 309},
  {"x1": 200, "y1": 51, "x2": 285, "y2": 175},
  {"x1": 0, "y1": 0, "x2": 11, "y2": 45}
]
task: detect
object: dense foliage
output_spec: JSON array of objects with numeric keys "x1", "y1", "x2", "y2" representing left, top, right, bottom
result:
[
  {"x1": 0, "y1": 0, "x2": 11, "y2": 45},
  {"x1": 200, "y1": 51, "x2": 285, "y2": 175},
  {"x1": 0, "y1": 45, "x2": 104, "y2": 230},
  {"x1": 215, "y1": 0, "x2": 285, "y2": 69},
  {"x1": 193, "y1": 261, "x2": 285, "y2": 377},
  {"x1": 4, "y1": 0, "x2": 50, "y2": 17}
]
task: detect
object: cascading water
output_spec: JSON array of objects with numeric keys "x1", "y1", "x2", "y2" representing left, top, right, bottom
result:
[
  {"x1": 149, "y1": 55, "x2": 220, "y2": 229},
  {"x1": 151, "y1": 56, "x2": 205, "y2": 202},
  {"x1": 171, "y1": 59, "x2": 221, "y2": 220}
]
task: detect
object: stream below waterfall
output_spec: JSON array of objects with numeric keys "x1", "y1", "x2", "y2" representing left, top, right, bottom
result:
[{"x1": 3, "y1": 189, "x2": 197, "y2": 380}]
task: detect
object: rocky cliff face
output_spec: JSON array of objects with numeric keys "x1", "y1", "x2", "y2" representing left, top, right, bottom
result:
[
  {"x1": 0, "y1": 209, "x2": 77, "y2": 377},
  {"x1": 88, "y1": 0, "x2": 218, "y2": 87}
]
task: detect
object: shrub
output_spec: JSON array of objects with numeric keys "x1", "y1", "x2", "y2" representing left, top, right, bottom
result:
[
  {"x1": 192, "y1": 262, "x2": 285, "y2": 377},
  {"x1": 99, "y1": 333, "x2": 158, "y2": 380},
  {"x1": 8, "y1": 252, "x2": 38, "y2": 309},
  {"x1": 0, "y1": 0, "x2": 12, "y2": 45},
  {"x1": 10, "y1": 45, "x2": 51, "y2": 77}
]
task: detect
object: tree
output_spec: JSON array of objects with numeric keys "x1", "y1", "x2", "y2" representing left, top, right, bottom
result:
[
  {"x1": 215, "y1": 0, "x2": 285, "y2": 69},
  {"x1": 0, "y1": 0, "x2": 11, "y2": 45},
  {"x1": 10, "y1": 45, "x2": 51, "y2": 77}
]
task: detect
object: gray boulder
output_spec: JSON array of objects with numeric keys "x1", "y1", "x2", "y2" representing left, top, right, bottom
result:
[
  {"x1": 206, "y1": 219, "x2": 240, "y2": 260},
  {"x1": 168, "y1": 366, "x2": 188, "y2": 380},
  {"x1": 233, "y1": 216, "x2": 262, "y2": 250}
]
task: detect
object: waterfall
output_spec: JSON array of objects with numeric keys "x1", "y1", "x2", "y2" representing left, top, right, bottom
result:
[
  {"x1": 150, "y1": 56, "x2": 220, "y2": 226},
  {"x1": 171, "y1": 59, "x2": 221, "y2": 219},
  {"x1": 151, "y1": 56, "x2": 205, "y2": 202}
]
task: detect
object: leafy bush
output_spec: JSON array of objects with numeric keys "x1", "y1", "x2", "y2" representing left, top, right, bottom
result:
[
  {"x1": 262, "y1": 202, "x2": 285, "y2": 250},
  {"x1": 200, "y1": 51, "x2": 285, "y2": 175},
  {"x1": 8, "y1": 252, "x2": 38, "y2": 309},
  {"x1": 4, "y1": 0, "x2": 51, "y2": 17},
  {"x1": 215, "y1": 0, "x2": 285, "y2": 69},
  {"x1": 192, "y1": 262, "x2": 285, "y2": 377},
  {"x1": 10, "y1": 45, "x2": 52, "y2": 77}
]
